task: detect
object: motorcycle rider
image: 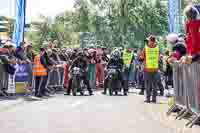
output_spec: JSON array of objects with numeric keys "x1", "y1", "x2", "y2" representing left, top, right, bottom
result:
[
  {"x1": 66, "y1": 51, "x2": 93, "y2": 95},
  {"x1": 102, "y1": 49, "x2": 124, "y2": 94}
]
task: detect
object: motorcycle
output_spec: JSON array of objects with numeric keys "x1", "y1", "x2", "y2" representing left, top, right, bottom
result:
[
  {"x1": 106, "y1": 67, "x2": 127, "y2": 96},
  {"x1": 71, "y1": 67, "x2": 87, "y2": 96}
]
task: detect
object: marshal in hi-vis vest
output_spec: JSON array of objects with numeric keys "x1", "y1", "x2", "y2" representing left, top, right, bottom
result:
[
  {"x1": 145, "y1": 45, "x2": 159, "y2": 69},
  {"x1": 33, "y1": 55, "x2": 47, "y2": 76},
  {"x1": 123, "y1": 50, "x2": 133, "y2": 65}
]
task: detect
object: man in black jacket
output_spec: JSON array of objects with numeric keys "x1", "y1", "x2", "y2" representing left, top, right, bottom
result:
[
  {"x1": 66, "y1": 51, "x2": 93, "y2": 95},
  {"x1": 103, "y1": 50, "x2": 124, "y2": 95}
]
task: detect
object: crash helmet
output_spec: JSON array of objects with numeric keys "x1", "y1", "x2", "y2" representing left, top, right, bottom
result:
[{"x1": 111, "y1": 49, "x2": 121, "y2": 59}]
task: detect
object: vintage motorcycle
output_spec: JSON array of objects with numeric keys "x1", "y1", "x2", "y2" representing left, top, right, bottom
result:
[
  {"x1": 106, "y1": 66, "x2": 127, "y2": 96},
  {"x1": 71, "y1": 67, "x2": 87, "y2": 96}
]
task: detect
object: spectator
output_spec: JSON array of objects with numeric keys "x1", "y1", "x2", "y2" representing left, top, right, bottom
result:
[
  {"x1": 166, "y1": 33, "x2": 187, "y2": 63},
  {"x1": 25, "y1": 44, "x2": 37, "y2": 92},
  {"x1": 184, "y1": 5, "x2": 200, "y2": 63},
  {"x1": 33, "y1": 48, "x2": 49, "y2": 98},
  {"x1": 26, "y1": 44, "x2": 36, "y2": 62},
  {"x1": 140, "y1": 35, "x2": 160, "y2": 103}
]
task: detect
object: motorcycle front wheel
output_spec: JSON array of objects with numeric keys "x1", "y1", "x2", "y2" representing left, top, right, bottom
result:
[{"x1": 72, "y1": 79, "x2": 78, "y2": 96}]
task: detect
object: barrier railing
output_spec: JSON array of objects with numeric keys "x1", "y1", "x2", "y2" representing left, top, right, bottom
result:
[
  {"x1": 167, "y1": 62, "x2": 200, "y2": 128},
  {"x1": 0, "y1": 64, "x2": 9, "y2": 97},
  {"x1": 0, "y1": 62, "x2": 67, "y2": 98},
  {"x1": 46, "y1": 63, "x2": 66, "y2": 91}
]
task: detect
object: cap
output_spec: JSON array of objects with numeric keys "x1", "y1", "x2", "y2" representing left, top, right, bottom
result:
[{"x1": 147, "y1": 35, "x2": 156, "y2": 42}]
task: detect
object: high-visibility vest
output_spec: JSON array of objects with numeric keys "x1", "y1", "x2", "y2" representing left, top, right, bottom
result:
[
  {"x1": 123, "y1": 50, "x2": 133, "y2": 65},
  {"x1": 33, "y1": 55, "x2": 47, "y2": 76},
  {"x1": 145, "y1": 45, "x2": 159, "y2": 69}
]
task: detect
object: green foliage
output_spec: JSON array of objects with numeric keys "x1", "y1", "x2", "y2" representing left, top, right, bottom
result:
[{"x1": 26, "y1": 0, "x2": 169, "y2": 49}]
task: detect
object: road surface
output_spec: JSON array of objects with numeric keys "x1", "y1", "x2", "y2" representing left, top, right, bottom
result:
[{"x1": 0, "y1": 90, "x2": 199, "y2": 133}]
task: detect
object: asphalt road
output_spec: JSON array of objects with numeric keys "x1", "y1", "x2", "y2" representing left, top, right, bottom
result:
[{"x1": 0, "y1": 90, "x2": 199, "y2": 133}]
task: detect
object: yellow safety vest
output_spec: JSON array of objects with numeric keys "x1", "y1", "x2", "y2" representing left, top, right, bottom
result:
[
  {"x1": 145, "y1": 45, "x2": 159, "y2": 69},
  {"x1": 123, "y1": 50, "x2": 133, "y2": 65}
]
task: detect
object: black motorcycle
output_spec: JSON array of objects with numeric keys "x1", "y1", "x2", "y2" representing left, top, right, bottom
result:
[
  {"x1": 71, "y1": 67, "x2": 87, "y2": 96},
  {"x1": 106, "y1": 67, "x2": 127, "y2": 96}
]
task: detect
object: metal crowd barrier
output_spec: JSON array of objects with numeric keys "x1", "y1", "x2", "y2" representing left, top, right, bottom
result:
[
  {"x1": 0, "y1": 64, "x2": 9, "y2": 97},
  {"x1": 46, "y1": 63, "x2": 66, "y2": 91},
  {"x1": 0, "y1": 63, "x2": 36, "y2": 98},
  {"x1": 0, "y1": 63, "x2": 17, "y2": 98},
  {"x1": 167, "y1": 62, "x2": 200, "y2": 128}
]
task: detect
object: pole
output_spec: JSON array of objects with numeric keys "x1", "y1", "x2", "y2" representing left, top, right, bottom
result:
[
  {"x1": 22, "y1": 0, "x2": 26, "y2": 43},
  {"x1": 178, "y1": 0, "x2": 181, "y2": 33}
]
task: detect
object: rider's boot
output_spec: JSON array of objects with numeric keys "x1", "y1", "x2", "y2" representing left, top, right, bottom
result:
[
  {"x1": 89, "y1": 91, "x2": 93, "y2": 95},
  {"x1": 102, "y1": 89, "x2": 107, "y2": 95}
]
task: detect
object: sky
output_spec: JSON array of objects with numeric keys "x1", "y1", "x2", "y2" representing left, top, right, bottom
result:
[{"x1": 0, "y1": 0, "x2": 75, "y2": 20}]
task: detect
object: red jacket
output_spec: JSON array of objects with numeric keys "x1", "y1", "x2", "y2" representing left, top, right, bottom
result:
[{"x1": 186, "y1": 20, "x2": 200, "y2": 57}]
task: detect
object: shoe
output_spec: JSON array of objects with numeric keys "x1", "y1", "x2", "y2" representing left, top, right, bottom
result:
[
  {"x1": 139, "y1": 91, "x2": 144, "y2": 95},
  {"x1": 151, "y1": 99, "x2": 157, "y2": 103},
  {"x1": 102, "y1": 91, "x2": 106, "y2": 95},
  {"x1": 89, "y1": 91, "x2": 93, "y2": 96},
  {"x1": 160, "y1": 92, "x2": 164, "y2": 96},
  {"x1": 144, "y1": 100, "x2": 150, "y2": 103},
  {"x1": 64, "y1": 92, "x2": 70, "y2": 95},
  {"x1": 64, "y1": 91, "x2": 71, "y2": 95},
  {"x1": 43, "y1": 93, "x2": 50, "y2": 97},
  {"x1": 36, "y1": 95, "x2": 43, "y2": 98}
]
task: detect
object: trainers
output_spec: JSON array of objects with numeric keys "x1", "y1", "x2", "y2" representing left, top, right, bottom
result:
[
  {"x1": 102, "y1": 91, "x2": 106, "y2": 95},
  {"x1": 144, "y1": 100, "x2": 150, "y2": 103}
]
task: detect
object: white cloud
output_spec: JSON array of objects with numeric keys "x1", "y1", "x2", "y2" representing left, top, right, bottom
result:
[
  {"x1": 27, "y1": 0, "x2": 75, "y2": 18},
  {"x1": 0, "y1": 0, "x2": 75, "y2": 18},
  {"x1": 0, "y1": 0, "x2": 15, "y2": 17},
  {"x1": 0, "y1": 8, "x2": 9, "y2": 16}
]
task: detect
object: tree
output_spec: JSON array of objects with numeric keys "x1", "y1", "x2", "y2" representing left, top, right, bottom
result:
[
  {"x1": 26, "y1": 0, "x2": 170, "y2": 49},
  {"x1": 25, "y1": 15, "x2": 52, "y2": 50}
]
